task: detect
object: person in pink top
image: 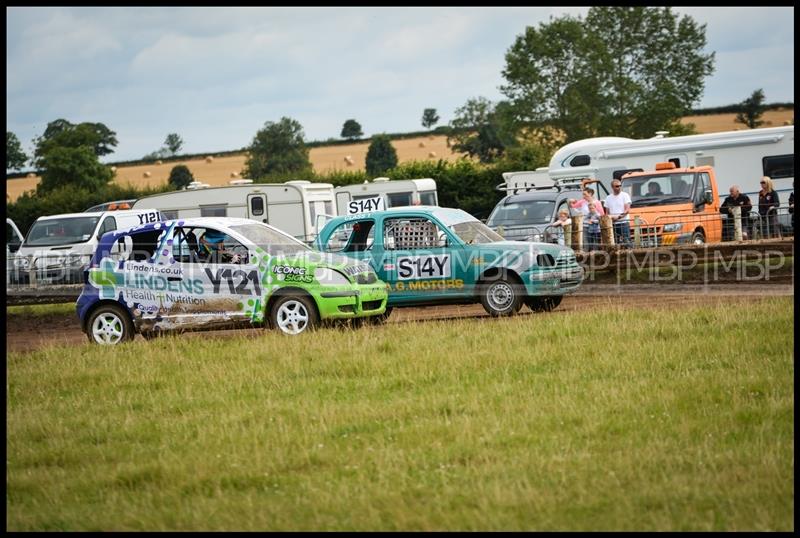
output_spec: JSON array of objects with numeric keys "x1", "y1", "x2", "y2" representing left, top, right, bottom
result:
[{"x1": 569, "y1": 186, "x2": 605, "y2": 249}]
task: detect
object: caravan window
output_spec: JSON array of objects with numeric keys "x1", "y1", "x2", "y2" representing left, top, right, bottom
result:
[
  {"x1": 569, "y1": 155, "x2": 591, "y2": 167},
  {"x1": 161, "y1": 210, "x2": 179, "y2": 220},
  {"x1": 250, "y1": 197, "x2": 264, "y2": 216},
  {"x1": 387, "y1": 192, "x2": 413, "y2": 208},
  {"x1": 324, "y1": 201, "x2": 334, "y2": 216},
  {"x1": 763, "y1": 154, "x2": 794, "y2": 179},
  {"x1": 200, "y1": 205, "x2": 227, "y2": 217},
  {"x1": 419, "y1": 191, "x2": 438, "y2": 206}
]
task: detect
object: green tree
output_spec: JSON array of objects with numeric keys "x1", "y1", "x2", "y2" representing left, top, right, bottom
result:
[
  {"x1": 168, "y1": 164, "x2": 194, "y2": 190},
  {"x1": 36, "y1": 146, "x2": 114, "y2": 194},
  {"x1": 243, "y1": 117, "x2": 312, "y2": 179},
  {"x1": 501, "y1": 7, "x2": 715, "y2": 142},
  {"x1": 447, "y1": 97, "x2": 518, "y2": 163},
  {"x1": 164, "y1": 133, "x2": 184, "y2": 155},
  {"x1": 422, "y1": 108, "x2": 440, "y2": 130},
  {"x1": 33, "y1": 119, "x2": 118, "y2": 167},
  {"x1": 734, "y1": 89, "x2": 766, "y2": 129},
  {"x1": 365, "y1": 134, "x2": 398, "y2": 176},
  {"x1": 7, "y1": 132, "x2": 27, "y2": 170},
  {"x1": 340, "y1": 119, "x2": 364, "y2": 140}
]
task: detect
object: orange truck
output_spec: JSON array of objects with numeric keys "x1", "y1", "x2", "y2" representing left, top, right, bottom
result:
[{"x1": 620, "y1": 162, "x2": 723, "y2": 247}]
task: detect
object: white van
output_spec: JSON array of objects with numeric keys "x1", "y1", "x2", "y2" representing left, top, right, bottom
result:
[
  {"x1": 543, "y1": 126, "x2": 794, "y2": 203},
  {"x1": 7, "y1": 218, "x2": 24, "y2": 286},
  {"x1": 132, "y1": 180, "x2": 335, "y2": 243},
  {"x1": 14, "y1": 208, "x2": 162, "y2": 285},
  {"x1": 334, "y1": 177, "x2": 438, "y2": 215}
]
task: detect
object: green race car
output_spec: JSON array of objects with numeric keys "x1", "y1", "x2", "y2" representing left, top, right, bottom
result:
[
  {"x1": 314, "y1": 206, "x2": 584, "y2": 319},
  {"x1": 77, "y1": 217, "x2": 388, "y2": 343}
]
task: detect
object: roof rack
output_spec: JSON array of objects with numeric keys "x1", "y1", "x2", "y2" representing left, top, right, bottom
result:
[{"x1": 495, "y1": 182, "x2": 558, "y2": 193}]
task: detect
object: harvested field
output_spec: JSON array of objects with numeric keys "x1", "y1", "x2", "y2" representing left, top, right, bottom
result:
[{"x1": 6, "y1": 110, "x2": 794, "y2": 202}]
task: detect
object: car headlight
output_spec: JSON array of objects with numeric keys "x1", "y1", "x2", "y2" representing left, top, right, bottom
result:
[
  {"x1": 662, "y1": 223, "x2": 683, "y2": 232},
  {"x1": 67, "y1": 254, "x2": 86, "y2": 266},
  {"x1": 530, "y1": 234, "x2": 542, "y2": 242},
  {"x1": 314, "y1": 267, "x2": 350, "y2": 286}
]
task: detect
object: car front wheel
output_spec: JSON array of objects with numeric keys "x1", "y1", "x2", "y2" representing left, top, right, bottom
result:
[
  {"x1": 270, "y1": 295, "x2": 319, "y2": 335},
  {"x1": 480, "y1": 277, "x2": 523, "y2": 317},
  {"x1": 86, "y1": 303, "x2": 135, "y2": 345}
]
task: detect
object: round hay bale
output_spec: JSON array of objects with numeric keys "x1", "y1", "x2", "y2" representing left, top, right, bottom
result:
[
  {"x1": 230, "y1": 171, "x2": 239, "y2": 178},
  {"x1": 156, "y1": 159, "x2": 163, "y2": 165},
  {"x1": 418, "y1": 141, "x2": 425, "y2": 148},
  {"x1": 110, "y1": 166, "x2": 117, "y2": 173},
  {"x1": 429, "y1": 135, "x2": 435, "y2": 141},
  {"x1": 143, "y1": 171, "x2": 152, "y2": 178},
  {"x1": 784, "y1": 120, "x2": 791, "y2": 126},
  {"x1": 428, "y1": 151, "x2": 437, "y2": 158},
  {"x1": 344, "y1": 155, "x2": 354, "y2": 165},
  {"x1": 765, "y1": 120, "x2": 773, "y2": 126},
  {"x1": 205, "y1": 156, "x2": 214, "y2": 163},
  {"x1": 26, "y1": 172, "x2": 36, "y2": 178}
]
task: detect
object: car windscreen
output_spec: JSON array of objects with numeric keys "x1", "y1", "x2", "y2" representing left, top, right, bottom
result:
[
  {"x1": 624, "y1": 173, "x2": 695, "y2": 207},
  {"x1": 230, "y1": 223, "x2": 311, "y2": 256},
  {"x1": 449, "y1": 221, "x2": 504, "y2": 245},
  {"x1": 25, "y1": 217, "x2": 100, "y2": 247},
  {"x1": 487, "y1": 200, "x2": 554, "y2": 226}
]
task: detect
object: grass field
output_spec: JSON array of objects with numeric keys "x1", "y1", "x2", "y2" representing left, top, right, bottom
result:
[
  {"x1": 6, "y1": 109, "x2": 794, "y2": 202},
  {"x1": 6, "y1": 297, "x2": 793, "y2": 531}
]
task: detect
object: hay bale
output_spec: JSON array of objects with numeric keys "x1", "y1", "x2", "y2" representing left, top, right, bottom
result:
[
  {"x1": 110, "y1": 166, "x2": 117, "y2": 173},
  {"x1": 143, "y1": 171, "x2": 152, "y2": 178},
  {"x1": 230, "y1": 171, "x2": 239, "y2": 178},
  {"x1": 765, "y1": 120, "x2": 773, "y2": 126},
  {"x1": 156, "y1": 159, "x2": 162, "y2": 165},
  {"x1": 344, "y1": 155, "x2": 354, "y2": 165},
  {"x1": 205, "y1": 156, "x2": 214, "y2": 163},
  {"x1": 26, "y1": 172, "x2": 36, "y2": 178},
  {"x1": 428, "y1": 151, "x2": 437, "y2": 158},
  {"x1": 418, "y1": 141, "x2": 425, "y2": 148},
  {"x1": 784, "y1": 120, "x2": 792, "y2": 126}
]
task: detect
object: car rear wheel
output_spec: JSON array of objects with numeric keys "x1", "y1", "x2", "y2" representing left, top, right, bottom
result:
[
  {"x1": 525, "y1": 295, "x2": 563, "y2": 312},
  {"x1": 480, "y1": 277, "x2": 523, "y2": 317},
  {"x1": 270, "y1": 295, "x2": 319, "y2": 335},
  {"x1": 86, "y1": 304, "x2": 135, "y2": 345}
]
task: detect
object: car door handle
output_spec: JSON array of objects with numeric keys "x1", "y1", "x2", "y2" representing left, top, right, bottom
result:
[{"x1": 167, "y1": 277, "x2": 182, "y2": 282}]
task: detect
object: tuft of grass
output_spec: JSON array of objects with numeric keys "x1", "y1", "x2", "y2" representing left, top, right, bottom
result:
[
  {"x1": 6, "y1": 297, "x2": 794, "y2": 531},
  {"x1": 7, "y1": 302, "x2": 76, "y2": 318}
]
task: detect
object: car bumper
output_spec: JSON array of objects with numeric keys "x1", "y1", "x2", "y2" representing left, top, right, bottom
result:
[
  {"x1": 312, "y1": 283, "x2": 389, "y2": 319},
  {"x1": 522, "y1": 265, "x2": 584, "y2": 295}
]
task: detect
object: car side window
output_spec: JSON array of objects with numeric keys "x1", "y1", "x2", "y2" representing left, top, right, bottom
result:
[
  {"x1": 177, "y1": 227, "x2": 248, "y2": 264},
  {"x1": 383, "y1": 217, "x2": 448, "y2": 250},
  {"x1": 98, "y1": 217, "x2": 116, "y2": 238},
  {"x1": 324, "y1": 220, "x2": 375, "y2": 253}
]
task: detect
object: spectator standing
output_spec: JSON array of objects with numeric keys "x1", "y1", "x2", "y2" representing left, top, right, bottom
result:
[
  {"x1": 604, "y1": 180, "x2": 632, "y2": 247},
  {"x1": 549, "y1": 209, "x2": 571, "y2": 246},
  {"x1": 758, "y1": 176, "x2": 781, "y2": 238},
  {"x1": 570, "y1": 187, "x2": 605, "y2": 249},
  {"x1": 720, "y1": 185, "x2": 752, "y2": 240}
]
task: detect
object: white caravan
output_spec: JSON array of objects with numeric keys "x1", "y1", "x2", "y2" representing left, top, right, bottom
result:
[
  {"x1": 14, "y1": 208, "x2": 162, "y2": 284},
  {"x1": 132, "y1": 180, "x2": 335, "y2": 243},
  {"x1": 535, "y1": 126, "x2": 794, "y2": 204},
  {"x1": 334, "y1": 177, "x2": 438, "y2": 215}
]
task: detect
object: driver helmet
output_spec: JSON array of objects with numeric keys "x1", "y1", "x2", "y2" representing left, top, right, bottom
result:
[{"x1": 202, "y1": 229, "x2": 227, "y2": 244}]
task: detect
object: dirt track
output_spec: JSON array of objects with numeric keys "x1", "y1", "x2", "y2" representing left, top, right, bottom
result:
[{"x1": 6, "y1": 284, "x2": 792, "y2": 354}]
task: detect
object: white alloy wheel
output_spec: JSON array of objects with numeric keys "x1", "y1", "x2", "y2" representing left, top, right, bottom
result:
[
  {"x1": 87, "y1": 304, "x2": 134, "y2": 345},
  {"x1": 275, "y1": 299, "x2": 311, "y2": 335}
]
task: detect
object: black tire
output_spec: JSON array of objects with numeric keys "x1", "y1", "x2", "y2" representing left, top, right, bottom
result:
[
  {"x1": 525, "y1": 295, "x2": 563, "y2": 313},
  {"x1": 269, "y1": 294, "x2": 319, "y2": 335},
  {"x1": 86, "y1": 303, "x2": 135, "y2": 345},
  {"x1": 691, "y1": 230, "x2": 705, "y2": 245},
  {"x1": 480, "y1": 276, "x2": 524, "y2": 317}
]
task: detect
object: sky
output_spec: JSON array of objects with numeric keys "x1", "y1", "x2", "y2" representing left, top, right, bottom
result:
[{"x1": 5, "y1": 6, "x2": 795, "y2": 165}]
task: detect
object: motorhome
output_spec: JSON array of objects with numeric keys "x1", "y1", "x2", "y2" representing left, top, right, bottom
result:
[
  {"x1": 542, "y1": 126, "x2": 794, "y2": 204},
  {"x1": 334, "y1": 177, "x2": 438, "y2": 216},
  {"x1": 14, "y1": 208, "x2": 162, "y2": 284},
  {"x1": 132, "y1": 180, "x2": 335, "y2": 243}
]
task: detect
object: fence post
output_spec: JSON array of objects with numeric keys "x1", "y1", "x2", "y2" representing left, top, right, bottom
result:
[
  {"x1": 731, "y1": 206, "x2": 742, "y2": 241},
  {"x1": 600, "y1": 215, "x2": 615, "y2": 247},
  {"x1": 633, "y1": 215, "x2": 643, "y2": 247},
  {"x1": 571, "y1": 214, "x2": 583, "y2": 252},
  {"x1": 563, "y1": 222, "x2": 572, "y2": 247}
]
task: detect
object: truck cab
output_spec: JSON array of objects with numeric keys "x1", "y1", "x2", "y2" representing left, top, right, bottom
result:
[{"x1": 621, "y1": 162, "x2": 722, "y2": 246}]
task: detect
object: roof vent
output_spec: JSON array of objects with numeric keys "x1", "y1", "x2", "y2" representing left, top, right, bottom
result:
[
  {"x1": 229, "y1": 179, "x2": 254, "y2": 185},
  {"x1": 654, "y1": 131, "x2": 669, "y2": 139},
  {"x1": 372, "y1": 177, "x2": 390, "y2": 182}
]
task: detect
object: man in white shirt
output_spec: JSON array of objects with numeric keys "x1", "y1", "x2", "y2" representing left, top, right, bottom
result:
[{"x1": 604, "y1": 180, "x2": 632, "y2": 247}]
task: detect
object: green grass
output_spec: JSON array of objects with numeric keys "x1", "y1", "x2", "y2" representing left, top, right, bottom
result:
[
  {"x1": 6, "y1": 297, "x2": 794, "y2": 531},
  {"x1": 7, "y1": 302, "x2": 76, "y2": 317}
]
